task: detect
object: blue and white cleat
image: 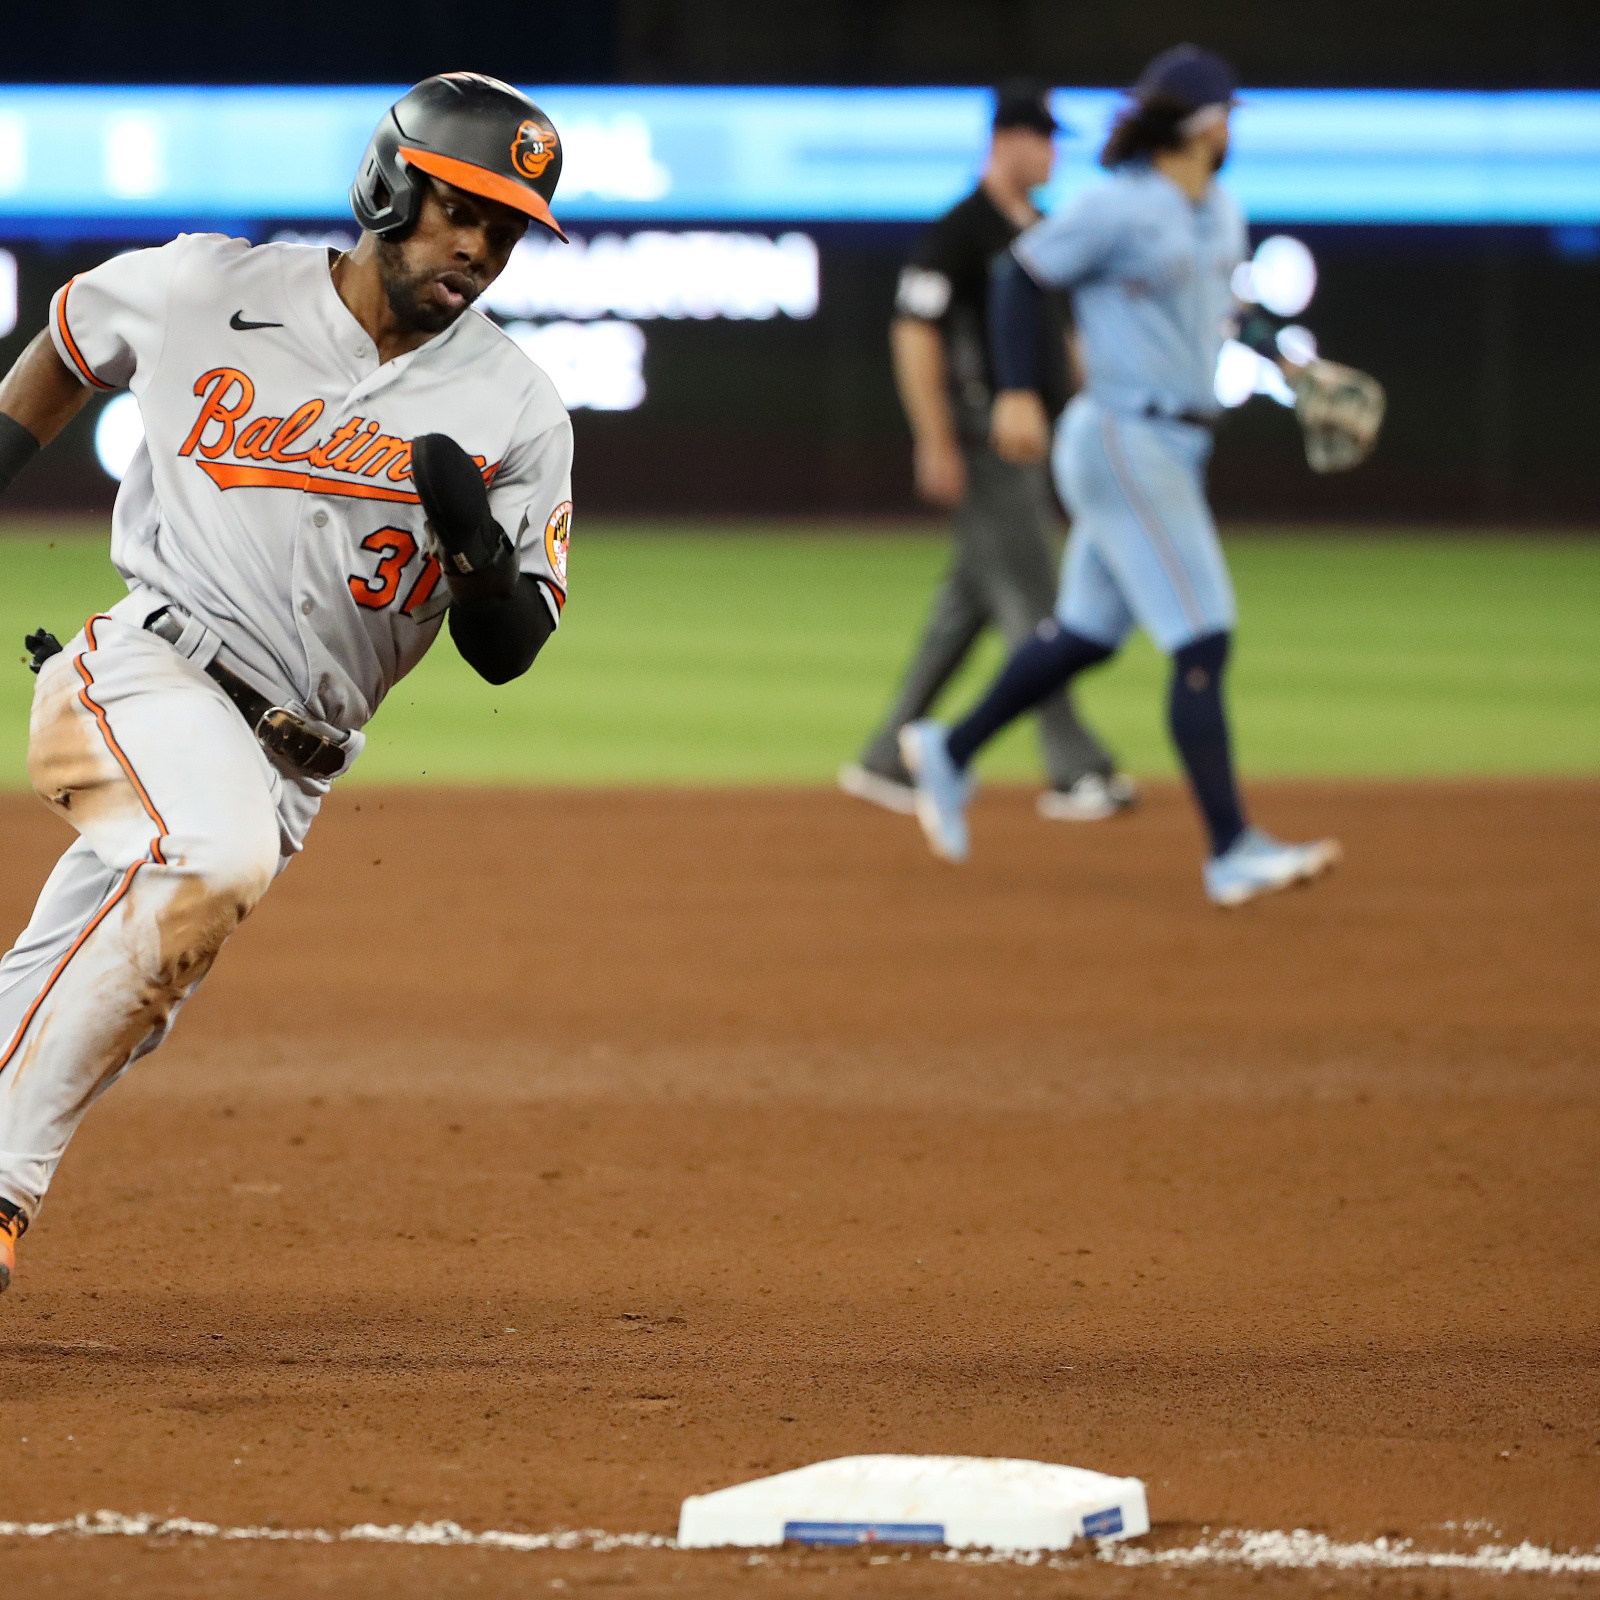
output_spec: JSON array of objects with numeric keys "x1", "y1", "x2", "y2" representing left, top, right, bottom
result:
[
  {"x1": 898, "y1": 720, "x2": 971, "y2": 864},
  {"x1": 1203, "y1": 826, "x2": 1342, "y2": 907}
]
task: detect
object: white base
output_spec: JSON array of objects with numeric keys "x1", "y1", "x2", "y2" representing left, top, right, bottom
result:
[{"x1": 677, "y1": 1455, "x2": 1148, "y2": 1551}]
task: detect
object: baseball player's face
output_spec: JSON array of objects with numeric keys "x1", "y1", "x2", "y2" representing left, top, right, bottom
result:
[
  {"x1": 1200, "y1": 113, "x2": 1233, "y2": 173},
  {"x1": 376, "y1": 178, "x2": 528, "y2": 335}
]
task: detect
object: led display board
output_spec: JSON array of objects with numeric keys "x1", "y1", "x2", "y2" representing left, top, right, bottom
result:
[{"x1": 0, "y1": 87, "x2": 1596, "y2": 231}]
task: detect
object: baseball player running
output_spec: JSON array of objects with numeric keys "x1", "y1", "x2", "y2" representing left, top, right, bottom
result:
[
  {"x1": 0, "y1": 74, "x2": 574, "y2": 1291},
  {"x1": 840, "y1": 82, "x2": 1135, "y2": 824},
  {"x1": 901, "y1": 46, "x2": 1365, "y2": 906}
]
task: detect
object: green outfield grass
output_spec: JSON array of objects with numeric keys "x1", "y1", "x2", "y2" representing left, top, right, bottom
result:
[{"x1": 0, "y1": 522, "x2": 1595, "y2": 788}]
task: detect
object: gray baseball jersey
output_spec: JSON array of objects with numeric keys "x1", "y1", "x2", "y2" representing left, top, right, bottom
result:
[{"x1": 49, "y1": 233, "x2": 573, "y2": 739}]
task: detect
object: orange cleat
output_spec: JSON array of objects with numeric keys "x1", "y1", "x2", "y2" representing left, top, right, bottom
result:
[{"x1": 0, "y1": 1203, "x2": 26, "y2": 1294}]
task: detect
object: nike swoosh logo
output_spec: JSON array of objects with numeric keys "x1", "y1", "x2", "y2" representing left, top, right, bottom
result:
[{"x1": 230, "y1": 311, "x2": 284, "y2": 331}]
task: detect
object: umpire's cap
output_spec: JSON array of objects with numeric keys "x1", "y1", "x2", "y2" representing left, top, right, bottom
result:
[
  {"x1": 351, "y1": 73, "x2": 566, "y2": 242},
  {"x1": 992, "y1": 80, "x2": 1060, "y2": 137}
]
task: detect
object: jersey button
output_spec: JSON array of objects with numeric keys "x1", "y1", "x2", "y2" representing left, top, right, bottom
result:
[
  {"x1": 300, "y1": 600, "x2": 315, "y2": 616},
  {"x1": 312, "y1": 510, "x2": 329, "y2": 528}
]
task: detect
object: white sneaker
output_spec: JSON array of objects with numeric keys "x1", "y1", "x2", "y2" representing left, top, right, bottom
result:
[
  {"x1": 837, "y1": 762, "x2": 917, "y2": 816},
  {"x1": 1036, "y1": 772, "x2": 1139, "y2": 822}
]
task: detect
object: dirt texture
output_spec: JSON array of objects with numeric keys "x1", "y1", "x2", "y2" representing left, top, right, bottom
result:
[{"x1": 0, "y1": 780, "x2": 1595, "y2": 1599}]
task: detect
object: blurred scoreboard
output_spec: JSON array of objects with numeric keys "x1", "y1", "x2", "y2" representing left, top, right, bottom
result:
[{"x1": 1, "y1": 86, "x2": 1596, "y2": 520}]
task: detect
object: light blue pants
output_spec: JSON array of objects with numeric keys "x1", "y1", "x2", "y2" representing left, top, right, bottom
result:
[{"x1": 1052, "y1": 396, "x2": 1236, "y2": 653}]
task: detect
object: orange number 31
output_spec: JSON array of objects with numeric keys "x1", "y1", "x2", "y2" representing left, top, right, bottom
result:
[{"x1": 349, "y1": 526, "x2": 443, "y2": 615}]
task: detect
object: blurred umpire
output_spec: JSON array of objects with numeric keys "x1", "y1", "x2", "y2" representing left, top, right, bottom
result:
[{"x1": 839, "y1": 82, "x2": 1134, "y2": 822}]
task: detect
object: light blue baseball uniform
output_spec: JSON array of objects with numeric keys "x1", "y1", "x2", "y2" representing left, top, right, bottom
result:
[{"x1": 1012, "y1": 162, "x2": 1247, "y2": 652}]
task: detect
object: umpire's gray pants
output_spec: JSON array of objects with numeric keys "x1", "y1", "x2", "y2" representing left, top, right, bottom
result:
[{"x1": 859, "y1": 445, "x2": 1115, "y2": 788}]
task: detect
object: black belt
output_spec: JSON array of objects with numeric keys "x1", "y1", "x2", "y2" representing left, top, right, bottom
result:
[
  {"x1": 143, "y1": 607, "x2": 346, "y2": 780},
  {"x1": 1141, "y1": 403, "x2": 1218, "y2": 430}
]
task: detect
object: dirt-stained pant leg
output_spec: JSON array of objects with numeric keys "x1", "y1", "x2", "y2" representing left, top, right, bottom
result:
[
  {"x1": 0, "y1": 617, "x2": 308, "y2": 1220},
  {"x1": 957, "y1": 448, "x2": 1115, "y2": 788}
]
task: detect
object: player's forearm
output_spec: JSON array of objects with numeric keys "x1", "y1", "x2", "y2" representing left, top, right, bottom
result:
[
  {"x1": 889, "y1": 318, "x2": 957, "y2": 444},
  {"x1": 0, "y1": 332, "x2": 95, "y2": 450},
  {"x1": 447, "y1": 574, "x2": 557, "y2": 685},
  {"x1": 989, "y1": 250, "x2": 1045, "y2": 392},
  {"x1": 0, "y1": 332, "x2": 95, "y2": 496}
]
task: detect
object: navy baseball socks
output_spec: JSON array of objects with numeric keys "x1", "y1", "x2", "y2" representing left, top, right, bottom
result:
[
  {"x1": 931, "y1": 622, "x2": 1335, "y2": 901},
  {"x1": 1167, "y1": 631, "x2": 1247, "y2": 859},
  {"x1": 945, "y1": 621, "x2": 1114, "y2": 769},
  {"x1": 943, "y1": 623, "x2": 1247, "y2": 859}
]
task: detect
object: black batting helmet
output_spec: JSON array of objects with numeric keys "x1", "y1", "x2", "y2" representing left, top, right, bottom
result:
[{"x1": 351, "y1": 72, "x2": 566, "y2": 242}]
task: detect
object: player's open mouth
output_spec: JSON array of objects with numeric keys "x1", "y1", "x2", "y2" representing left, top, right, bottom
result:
[{"x1": 433, "y1": 273, "x2": 476, "y2": 310}]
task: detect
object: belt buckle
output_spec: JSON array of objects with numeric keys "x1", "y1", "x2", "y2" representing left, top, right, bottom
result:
[{"x1": 255, "y1": 706, "x2": 343, "y2": 780}]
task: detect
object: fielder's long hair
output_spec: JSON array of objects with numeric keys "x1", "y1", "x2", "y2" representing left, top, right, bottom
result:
[{"x1": 1099, "y1": 95, "x2": 1191, "y2": 168}]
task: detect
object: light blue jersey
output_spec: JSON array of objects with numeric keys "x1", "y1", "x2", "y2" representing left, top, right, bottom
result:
[
  {"x1": 1013, "y1": 163, "x2": 1246, "y2": 419},
  {"x1": 1011, "y1": 164, "x2": 1247, "y2": 652}
]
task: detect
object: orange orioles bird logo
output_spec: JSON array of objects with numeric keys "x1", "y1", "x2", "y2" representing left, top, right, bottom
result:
[{"x1": 512, "y1": 120, "x2": 559, "y2": 181}]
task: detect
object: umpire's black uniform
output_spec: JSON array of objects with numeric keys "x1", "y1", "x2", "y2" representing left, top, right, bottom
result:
[{"x1": 855, "y1": 183, "x2": 1117, "y2": 791}]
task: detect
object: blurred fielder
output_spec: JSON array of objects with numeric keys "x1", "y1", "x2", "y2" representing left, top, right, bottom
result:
[
  {"x1": 840, "y1": 83, "x2": 1136, "y2": 824},
  {"x1": 899, "y1": 46, "x2": 1383, "y2": 905}
]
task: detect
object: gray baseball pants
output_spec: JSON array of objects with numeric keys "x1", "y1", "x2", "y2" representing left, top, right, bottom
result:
[{"x1": 858, "y1": 445, "x2": 1116, "y2": 787}]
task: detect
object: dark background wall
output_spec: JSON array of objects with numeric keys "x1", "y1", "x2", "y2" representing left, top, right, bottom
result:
[
  {"x1": 615, "y1": 1, "x2": 1600, "y2": 89},
  {"x1": 565, "y1": 228, "x2": 1600, "y2": 524},
  {"x1": 6, "y1": 224, "x2": 1594, "y2": 523},
  {"x1": 5, "y1": 1, "x2": 1598, "y2": 87}
]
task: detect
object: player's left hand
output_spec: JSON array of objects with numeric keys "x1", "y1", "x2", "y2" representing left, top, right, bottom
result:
[
  {"x1": 990, "y1": 390, "x2": 1050, "y2": 466},
  {"x1": 410, "y1": 433, "x2": 518, "y2": 596}
]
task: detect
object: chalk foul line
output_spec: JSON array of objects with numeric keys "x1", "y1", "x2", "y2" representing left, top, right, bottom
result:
[
  {"x1": 0, "y1": 1510, "x2": 671, "y2": 1553},
  {"x1": 1, "y1": 1511, "x2": 1597, "y2": 1575},
  {"x1": 947, "y1": 1530, "x2": 1600, "y2": 1575}
]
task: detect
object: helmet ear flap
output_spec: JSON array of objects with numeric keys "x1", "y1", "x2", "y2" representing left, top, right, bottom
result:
[{"x1": 349, "y1": 111, "x2": 424, "y2": 238}]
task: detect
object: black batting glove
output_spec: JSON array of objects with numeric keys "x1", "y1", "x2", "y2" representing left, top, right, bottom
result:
[{"x1": 410, "y1": 433, "x2": 519, "y2": 600}]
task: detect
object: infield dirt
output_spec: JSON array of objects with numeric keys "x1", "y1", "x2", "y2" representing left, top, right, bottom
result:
[{"x1": 0, "y1": 780, "x2": 1595, "y2": 1598}]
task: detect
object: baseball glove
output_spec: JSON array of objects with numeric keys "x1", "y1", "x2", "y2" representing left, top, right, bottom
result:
[
  {"x1": 1291, "y1": 359, "x2": 1386, "y2": 474},
  {"x1": 410, "y1": 433, "x2": 518, "y2": 595}
]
